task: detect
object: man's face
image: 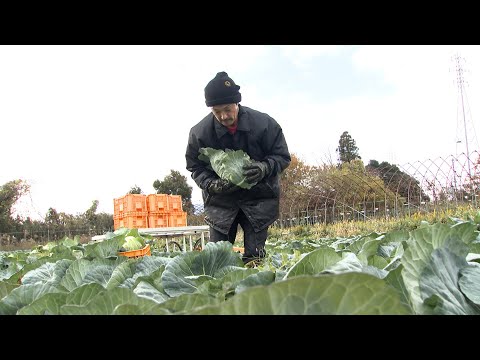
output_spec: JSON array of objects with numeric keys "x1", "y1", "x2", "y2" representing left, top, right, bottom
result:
[{"x1": 211, "y1": 103, "x2": 238, "y2": 127}]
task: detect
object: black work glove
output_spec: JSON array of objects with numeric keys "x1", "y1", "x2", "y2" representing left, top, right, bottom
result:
[
  {"x1": 242, "y1": 161, "x2": 270, "y2": 185},
  {"x1": 206, "y1": 178, "x2": 240, "y2": 195}
]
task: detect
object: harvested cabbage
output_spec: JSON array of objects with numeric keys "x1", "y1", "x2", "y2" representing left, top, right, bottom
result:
[
  {"x1": 198, "y1": 148, "x2": 255, "y2": 189},
  {"x1": 122, "y1": 236, "x2": 144, "y2": 251}
]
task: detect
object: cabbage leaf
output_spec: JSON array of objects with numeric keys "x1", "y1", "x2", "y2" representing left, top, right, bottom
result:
[
  {"x1": 123, "y1": 236, "x2": 144, "y2": 251},
  {"x1": 198, "y1": 148, "x2": 255, "y2": 189}
]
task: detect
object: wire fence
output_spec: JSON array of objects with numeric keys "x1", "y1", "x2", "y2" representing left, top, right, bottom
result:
[{"x1": 274, "y1": 151, "x2": 480, "y2": 228}]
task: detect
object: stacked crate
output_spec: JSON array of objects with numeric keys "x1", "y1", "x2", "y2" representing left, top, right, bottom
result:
[
  {"x1": 113, "y1": 194, "x2": 187, "y2": 230},
  {"x1": 113, "y1": 194, "x2": 148, "y2": 230},
  {"x1": 146, "y1": 194, "x2": 169, "y2": 228},
  {"x1": 147, "y1": 194, "x2": 187, "y2": 228}
]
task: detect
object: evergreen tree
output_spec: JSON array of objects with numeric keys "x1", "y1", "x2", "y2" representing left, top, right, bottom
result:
[
  {"x1": 366, "y1": 160, "x2": 430, "y2": 204},
  {"x1": 128, "y1": 185, "x2": 142, "y2": 194},
  {"x1": 153, "y1": 170, "x2": 194, "y2": 214},
  {"x1": 0, "y1": 179, "x2": 30, "y2": 232},
  {"x1": 336, "y1": 131, "x2": 362, "y2": 164},
  {"x1": 84, "y1": 200, "x2": 99, "y2": 228}
]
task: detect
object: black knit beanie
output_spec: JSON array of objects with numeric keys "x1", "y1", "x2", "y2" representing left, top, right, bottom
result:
[{"x1": 204, "y1": 71, "x2": 242, "y2": 107}]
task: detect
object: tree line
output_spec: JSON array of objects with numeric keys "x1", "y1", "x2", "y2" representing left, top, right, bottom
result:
[{"x1": 1, "y1": 131, "x2": 432, "y2": 240}]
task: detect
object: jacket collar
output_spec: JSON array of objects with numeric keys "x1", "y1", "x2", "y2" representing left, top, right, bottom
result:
[{"x1": 213, "y1": 104, "x2": 250, "y2": 137}]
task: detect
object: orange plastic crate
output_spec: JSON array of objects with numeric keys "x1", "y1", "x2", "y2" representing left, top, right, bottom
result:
[
  {"x1": 168, "y1": 211, "x2": 187, "y2": 227},
  {"x1": 114, "y1": 211, "x2": 148, "y2": 230},
  {"x1": 168, "y1": 195, "x2": 183, "y2": 212},
  {"x1": 148, "y1": 211, "x2": 169, "y2": 228},
  {"x1": 113, "y1": 194, "x2": 147, "y2": 216},
  {"x1": 146, "y1": 194, "x2": 169, "y2": 212},
  {"x1": 118, "y1": 244, "x2": 151, "y2": 258}
]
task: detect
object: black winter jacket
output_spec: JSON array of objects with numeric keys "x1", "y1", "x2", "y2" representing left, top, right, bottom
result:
[{"x1": 185, "y1": 105, "x2": 291, "y2": 233}]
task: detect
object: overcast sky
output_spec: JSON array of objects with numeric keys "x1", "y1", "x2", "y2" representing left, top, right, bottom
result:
[{"x1": 1, "y1": 45, "x2": 479, "y2": 220}]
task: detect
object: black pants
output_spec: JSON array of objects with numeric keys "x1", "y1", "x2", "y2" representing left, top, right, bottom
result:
[{"x1": 209, "y1": 209, "x2": 268, "y2": 261}]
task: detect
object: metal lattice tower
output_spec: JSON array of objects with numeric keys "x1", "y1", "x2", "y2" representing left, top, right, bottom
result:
[{"x1": 453, "y1": 54, "x2": 479, "y2": 171}]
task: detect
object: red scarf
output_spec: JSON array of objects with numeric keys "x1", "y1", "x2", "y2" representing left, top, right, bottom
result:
[{"x1": 227, "y1": 122, "x2": 238, "y2": 135}]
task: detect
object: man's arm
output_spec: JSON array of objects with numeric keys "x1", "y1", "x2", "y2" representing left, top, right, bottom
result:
[
  {"x1": 261, "y1": 118, "x2": 291, "y2": 177},
  {"x1": 242, "y1": 118, "x2": 291, "y2": 185},
  {"x1": 185, "y1": 130, "x2": 216, "y2": 191}
]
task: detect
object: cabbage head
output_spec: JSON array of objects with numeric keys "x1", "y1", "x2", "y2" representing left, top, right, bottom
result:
[
  {"x1": 123, "y1": 236, "x2": 144, "y2": 251},
  {"x1": 198, "y1": 148, "x2": 255, "y2": 189}
]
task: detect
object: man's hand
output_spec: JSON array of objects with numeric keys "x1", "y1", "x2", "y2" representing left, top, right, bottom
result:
[
  {"x1": 207, "y1": 178, "x2": 240, "y2": 195},
  {"x1": 243, "y1": 161, "x2": 270, "y2": 185}
]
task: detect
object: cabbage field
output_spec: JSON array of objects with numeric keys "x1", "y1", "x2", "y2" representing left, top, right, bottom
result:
[{"x1": 1, "y1": 216, "x2": 480, "y2": 315}]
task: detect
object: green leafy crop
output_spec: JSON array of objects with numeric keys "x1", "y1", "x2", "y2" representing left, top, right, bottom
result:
[
  {"x1": 198, "y1": 148, "x2": 255, "y2": 189},
  {"x1": 123, "y1": 236, "x2": 144, "y2": 251}
]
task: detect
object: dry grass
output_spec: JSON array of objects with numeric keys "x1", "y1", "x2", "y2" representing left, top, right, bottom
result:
[
  {"x1": 268, "y1": 205, "x2": 480, "y2": 240},
  {"x1": 0, "y1": 235, "x2": 92, "y2": 252},
  {"x1": 0, "y1": 240, "x2": 38, "y2": 252}
]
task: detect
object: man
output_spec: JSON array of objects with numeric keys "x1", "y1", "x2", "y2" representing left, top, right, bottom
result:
[{"x1": 185, "y1": 71, "x2": 291, "y2": 264}]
